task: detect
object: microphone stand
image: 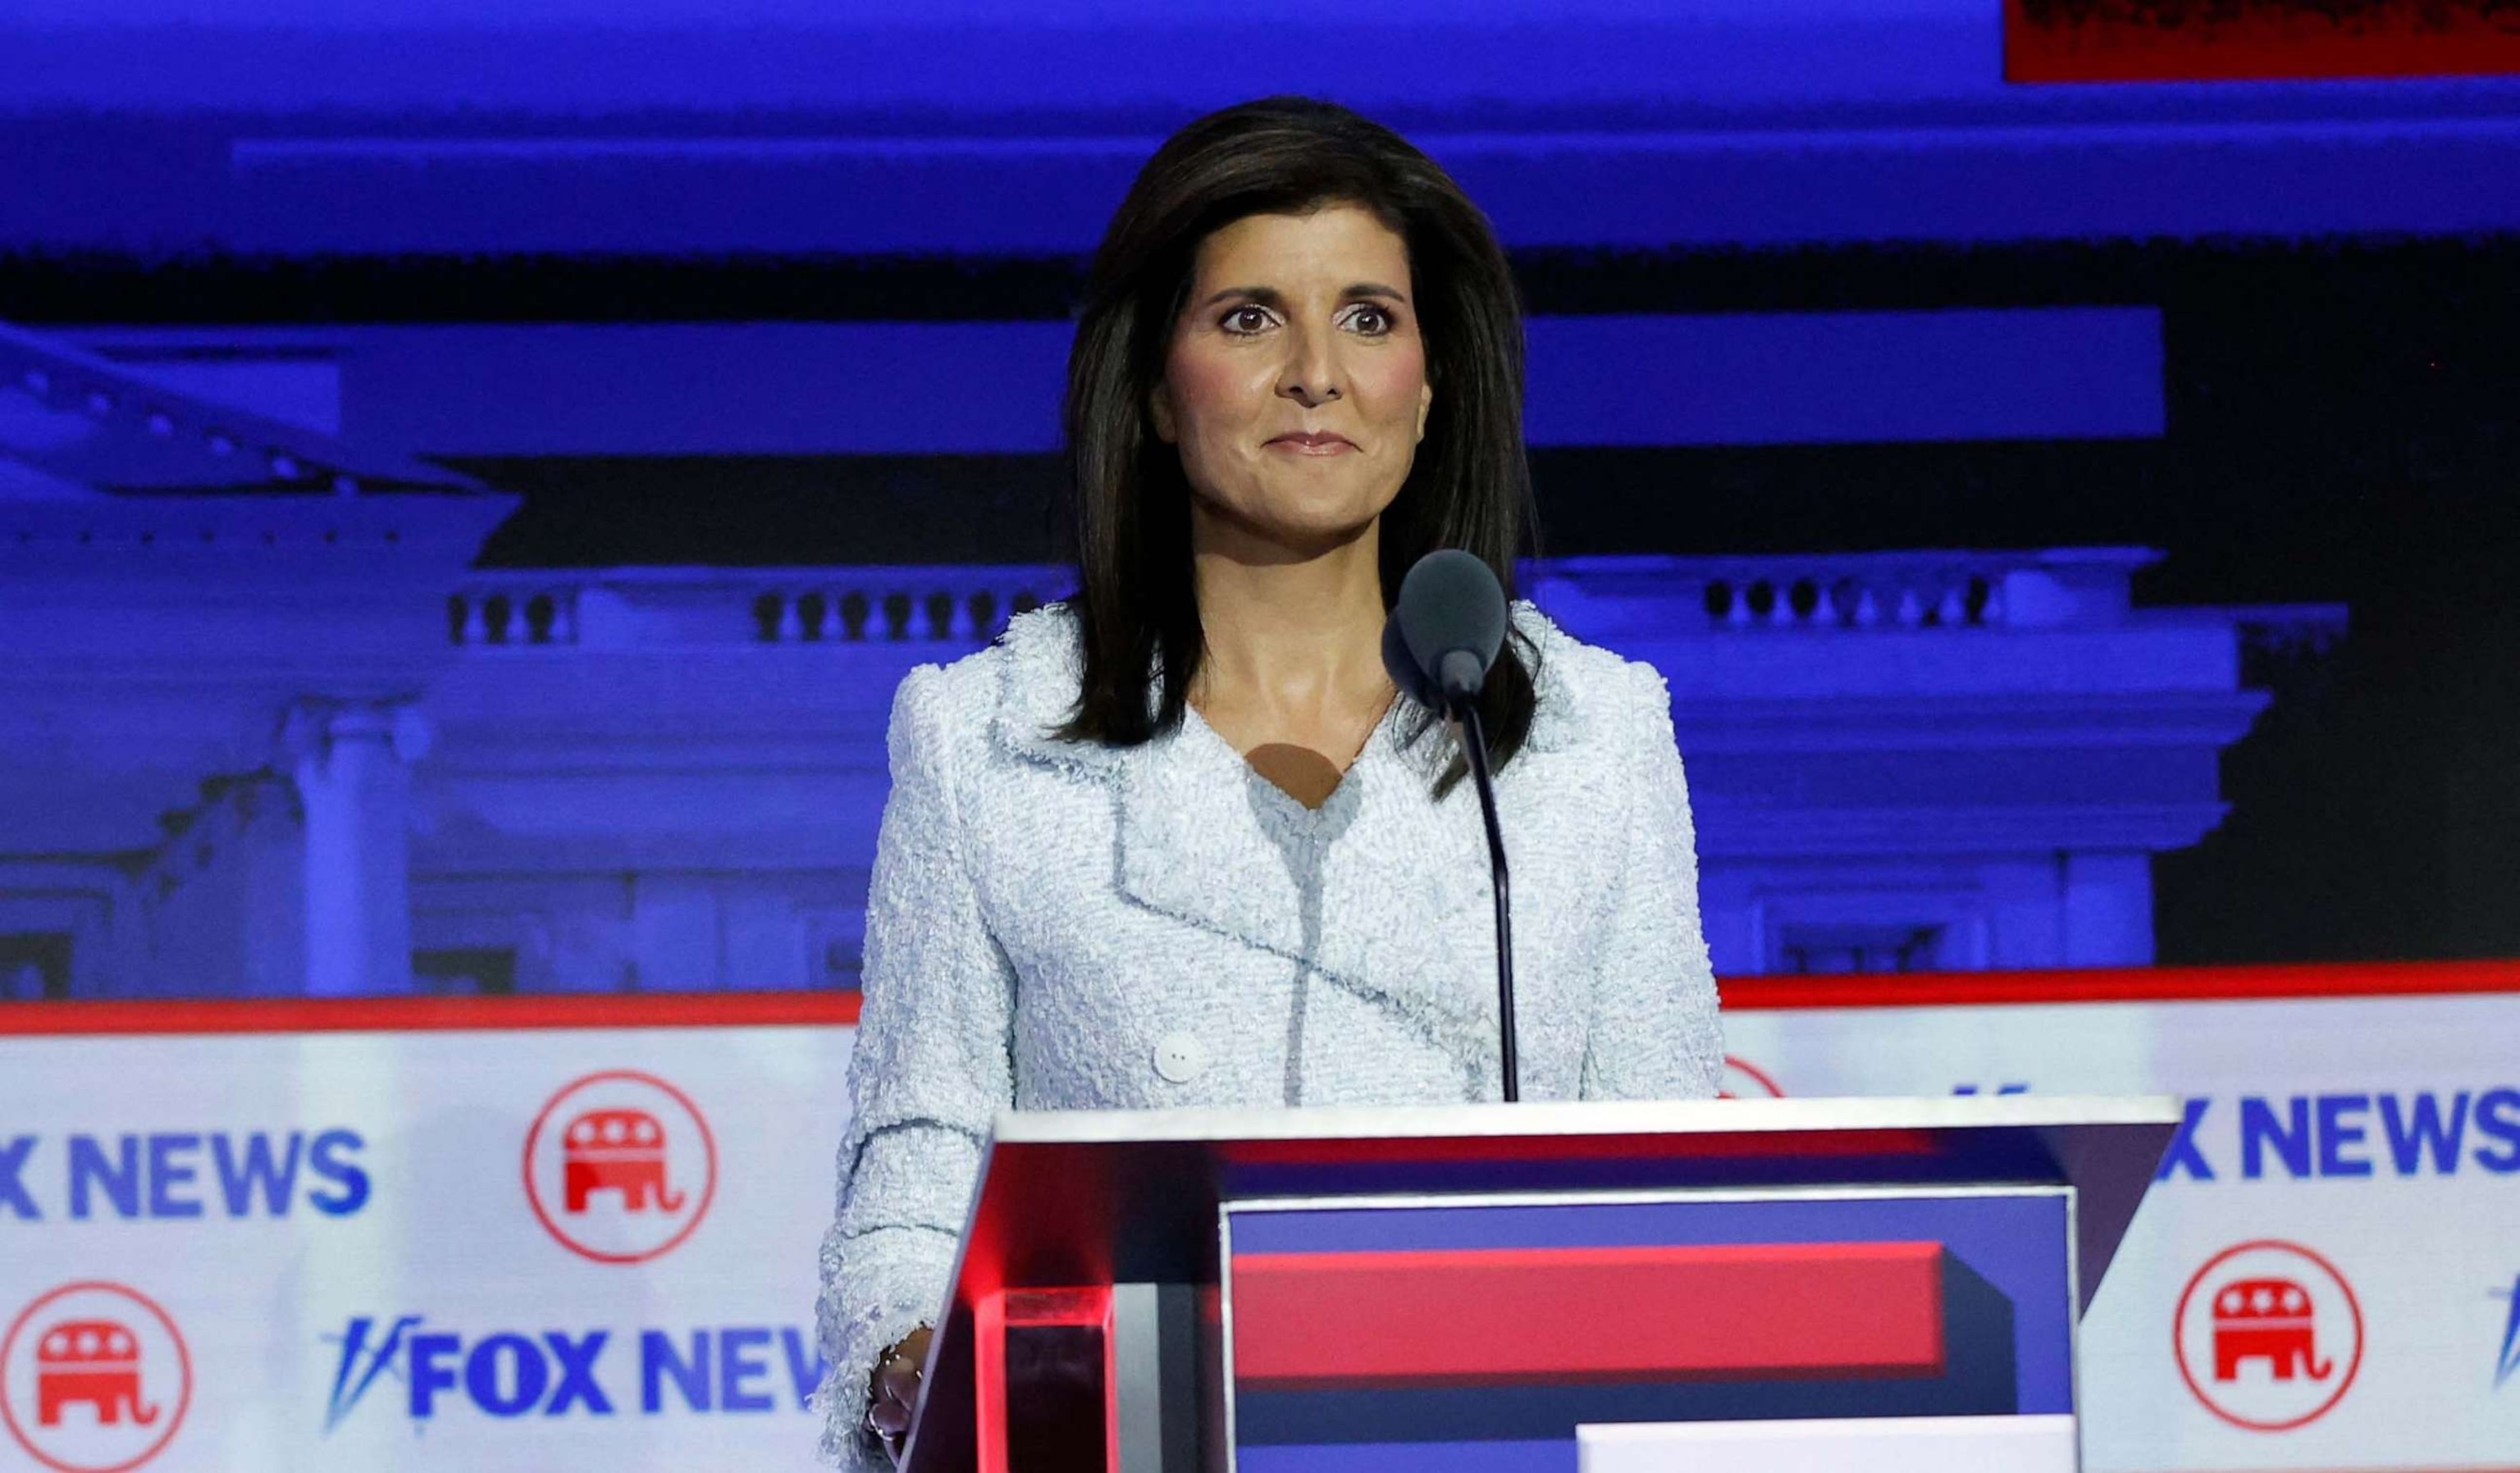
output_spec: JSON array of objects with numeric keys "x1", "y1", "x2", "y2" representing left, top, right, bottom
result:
[{"x1": 1452, "y1": 698, "x2": 1518, "y2": 1102}]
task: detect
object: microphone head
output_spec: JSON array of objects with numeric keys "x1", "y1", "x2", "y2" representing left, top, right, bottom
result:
[
  {"x1": 1390, "y1": 550, "x2": 1509, "y2": 709},
  {"x1": 1381, "y1": 613, "x2": 1439, "y2": 710}
]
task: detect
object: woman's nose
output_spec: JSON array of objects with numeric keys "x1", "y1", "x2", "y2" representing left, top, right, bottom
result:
[{"x1": 1276, "y1": 327, "x2": 1343, "y2": 407}]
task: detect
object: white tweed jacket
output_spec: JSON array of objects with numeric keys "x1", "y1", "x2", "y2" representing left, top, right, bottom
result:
[{"x1": 811, "y1": 603, "x2": 1723, "y2": 1467}]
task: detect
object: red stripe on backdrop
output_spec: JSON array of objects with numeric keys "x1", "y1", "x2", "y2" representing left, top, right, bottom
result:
[
  {"x1": 1230, "y1": 1241, "x2": 1947, "y2": 1388},
  {"x1": 0, "y1": 961, "x2": 2512, "y2": 1036},
  {"x1": 2003, "y1": 0, "x2": 2520, "y2": 84},
  {"x1": 0, "y1": 989, "x2": 862, "y2": 1037},
  {"x1": 1721, "y1": 958, "x2": 2520, "y2": 1010}
]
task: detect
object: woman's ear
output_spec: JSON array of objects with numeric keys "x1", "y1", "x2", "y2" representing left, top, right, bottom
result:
[
  {"x1": 1416, "y1": 378, "x2": 1433, "y2": 442},
  {"x1": 1150, "y1": 380, "x2": 1179, "y2": 445}
]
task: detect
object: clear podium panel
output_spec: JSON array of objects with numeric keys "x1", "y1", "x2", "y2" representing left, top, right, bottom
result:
[{"x1": 1221, "y1": 1188, "x2": 2075, "y2": 1473}]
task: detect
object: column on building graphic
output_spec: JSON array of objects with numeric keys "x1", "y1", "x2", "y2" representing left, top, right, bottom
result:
[
  {"x1": 284, "y1": 698, "x2": 431, "y2": 996},
  {"x1": 0, "y1": 321, "x2": 514, "y2": 998}
]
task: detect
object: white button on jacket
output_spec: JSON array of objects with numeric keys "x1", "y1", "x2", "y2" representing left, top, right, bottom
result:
[
  {"x1": 1152, "y1": 1031, "x2": 1208, "y2": 1083},
  {"x1": 814, "y1": 604, "x2": 1724, "y2": 1468}
]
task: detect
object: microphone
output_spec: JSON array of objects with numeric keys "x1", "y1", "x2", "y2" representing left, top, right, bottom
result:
[
  {"x1": 1390, "y1": 550, "x2": 1509, "y2": 711},
  {"x1": 1384, "y1": 550, "x2": 1521, "y2": 1102}
]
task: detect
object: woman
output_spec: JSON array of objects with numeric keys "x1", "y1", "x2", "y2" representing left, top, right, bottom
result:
[{"x1": 814, "y1": 96, "x2": 1723, "y2": 1469}]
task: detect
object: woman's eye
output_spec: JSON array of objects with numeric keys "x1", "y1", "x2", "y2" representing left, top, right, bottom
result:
[
  {"x1": 1223, "y1": 305, "x2": 1272, "y2": 334},
  {"x1": 1348, "y1": 305, "x2": 1394, "y2": 335}
]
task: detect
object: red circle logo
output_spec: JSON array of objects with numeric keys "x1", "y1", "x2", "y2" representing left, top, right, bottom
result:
[
  {"x1": 523, "y1": 1069, "x2": 719, "y2": 1264},
  {"x1": 2, "y1": 1283, "x2": 193, "y2": 1473},
  {"x1": 1718, "y1": 1056, "x2": 1786, "y2": 1099},
  {"x1": 2173, "y1": 1239, "x2": 2364, "y2": 1432}
]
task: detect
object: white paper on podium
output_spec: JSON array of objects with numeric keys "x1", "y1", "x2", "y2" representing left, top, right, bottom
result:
[{"x1": 1577, "y1": 1413, "x2": 2077, "y2": 1473}]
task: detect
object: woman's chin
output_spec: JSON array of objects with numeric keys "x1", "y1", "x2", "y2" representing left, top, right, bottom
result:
[{"x1": 1195, "y1": 491, "x2": 1390, "y2": 560}]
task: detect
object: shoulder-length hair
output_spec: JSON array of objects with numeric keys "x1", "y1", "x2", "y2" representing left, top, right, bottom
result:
[{"x1": 1057, "y1": 95, "x2": 1539, "y2": 791}]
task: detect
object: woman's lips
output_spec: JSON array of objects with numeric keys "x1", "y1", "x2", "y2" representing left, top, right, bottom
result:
[{"x1": 1267, "y1": 431, "x2": 1358, "y2": 454}]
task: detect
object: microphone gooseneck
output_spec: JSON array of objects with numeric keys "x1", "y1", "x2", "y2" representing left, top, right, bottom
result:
[
  {"x1": 1454, "y1": 698, "x2": 1518, "y2": 1103},
  {"x1": 1384, "y1": 550, "x2": 1521, "y2": 1102}
]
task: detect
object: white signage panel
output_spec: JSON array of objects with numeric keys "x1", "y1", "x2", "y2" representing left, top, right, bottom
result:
[
  {"x1": 1723, "y1": 974, "x2": 2520, "y2": 1473},
  {"x1": 0, "y1": 1011, "x2": 855, "y2": 1472},
  {"x1": 4, "y1": 965, "x2": 2513, "y2": 1473},
  {"x1": 1577, "y1": 1412, "x2": 2078, "y2": 1473}
]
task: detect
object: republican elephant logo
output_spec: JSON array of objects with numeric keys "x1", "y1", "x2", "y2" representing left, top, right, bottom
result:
[
  {"x1": 35, "y1": 1320, "x2": 160, "y2": 1428},
  {"x1": 2212, "y1": 1278, "x2": 2333, "y2": 1383},
  {"x1": 524, "y1": 1069, "x2": 719, "y2": 1265},
  {"x1": 2175, "y1": 1240, "x2": 2363, "y2": 1433},
  {"x1": 2, "y1": 1283, "x2": 192, "y2": 1471},
  {"x1": 562, "y1": 1108, "x2": 688, "y2": 1213}
]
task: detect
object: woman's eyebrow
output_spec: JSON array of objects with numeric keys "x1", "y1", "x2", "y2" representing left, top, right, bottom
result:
[
  {"x1": 1194, "y1": 282, "x2": 1411, "y2": 309},
  {"x1": 1197, "y1": 285, "x2": 1285, "y2": 310}
]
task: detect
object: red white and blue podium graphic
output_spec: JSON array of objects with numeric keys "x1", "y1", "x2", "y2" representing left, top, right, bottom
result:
[{"x1": 1225, "y1": 1192, "x2": 2075, "y2": 1472}]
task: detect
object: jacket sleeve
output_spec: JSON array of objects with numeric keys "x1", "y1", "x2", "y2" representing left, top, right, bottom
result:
[
  {"x1": 1579, "y1": 661, "x2": 1726, "y2": 1101},
  {"x1": 815, "y1": 665, "x2": 1018, "y2": 1469}
]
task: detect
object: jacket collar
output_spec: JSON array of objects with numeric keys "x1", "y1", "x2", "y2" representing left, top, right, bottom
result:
[
  {"x1": 985, "y1": 603, "x2": 1584, "y2": 770},
  {"x1": 984, "y1": 605, "x2": 1578, "y2": 1084}
]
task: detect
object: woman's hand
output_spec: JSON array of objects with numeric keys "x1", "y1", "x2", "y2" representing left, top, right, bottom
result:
[{"x1": 864, "y1": 1325, "x2": 934, "y2": 1467}]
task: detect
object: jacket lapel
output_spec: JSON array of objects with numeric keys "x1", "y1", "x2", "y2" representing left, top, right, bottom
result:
[
  {"x1": 1107, "y1": 712, "x2": 1506, "y2": 1079},
  {"x1": 984, "y1": 604, "x2": 1585, "y2": 1084},
  {"x1": 1110, "y1": 724, "x2": 1310, "y2": 960},
  {"x1": 1310, "y1": 744, "x2": 1504, "y2": 1076}
]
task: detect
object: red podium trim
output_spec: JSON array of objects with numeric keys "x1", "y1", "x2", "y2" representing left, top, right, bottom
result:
[
  {"x1": 1221, "y1": 1127, "x2": 1938, "y2": 1166},
  {"x1": 1230, "y1": 1241, "x2": 1946, "y2": 1389}
]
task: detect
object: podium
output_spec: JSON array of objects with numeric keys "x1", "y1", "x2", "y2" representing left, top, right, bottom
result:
[{"x1": 901, "y1": 1095, "x2": 2177, "y2": 1473}]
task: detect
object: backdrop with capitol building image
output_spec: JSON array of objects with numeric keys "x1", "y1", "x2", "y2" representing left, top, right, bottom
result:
[{"x1": 5, "y1": 0, "x2": 2520, "y2": 1469}]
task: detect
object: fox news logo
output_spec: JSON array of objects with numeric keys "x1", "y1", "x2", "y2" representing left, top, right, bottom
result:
[
  {"x1": 322, "y1": 1315, "x2": 826, "y2": 1430},
  {"x1": 2495, "y1": 1274, "x2": 2519, "y2": 1391},
  {"x1": 0, "y1": 1129, "x2": 368, "y2": 1222},
  {"x1": 2152, "y1": 1088, "x2": 2520, "y2": 1183}
]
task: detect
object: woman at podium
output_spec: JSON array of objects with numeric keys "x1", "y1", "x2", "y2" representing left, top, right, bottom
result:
[{"x1": 816, "y1": 97, "x2": 1724, "y2": 1469}]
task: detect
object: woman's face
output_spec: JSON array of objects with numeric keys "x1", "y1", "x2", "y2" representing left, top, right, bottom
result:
[{"x1": 1153, "y1": 203, "x2": 1433, "y2": 555}]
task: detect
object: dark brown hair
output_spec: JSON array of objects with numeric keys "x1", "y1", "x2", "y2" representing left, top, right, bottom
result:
[{"x1": 1057, "y1": 95, "x2": 1538, "y2": 790}]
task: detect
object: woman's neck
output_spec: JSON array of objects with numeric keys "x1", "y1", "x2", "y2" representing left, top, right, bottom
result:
[{"x1": 1188, "y1": 511, "x2": 1389, "y2": 717}]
